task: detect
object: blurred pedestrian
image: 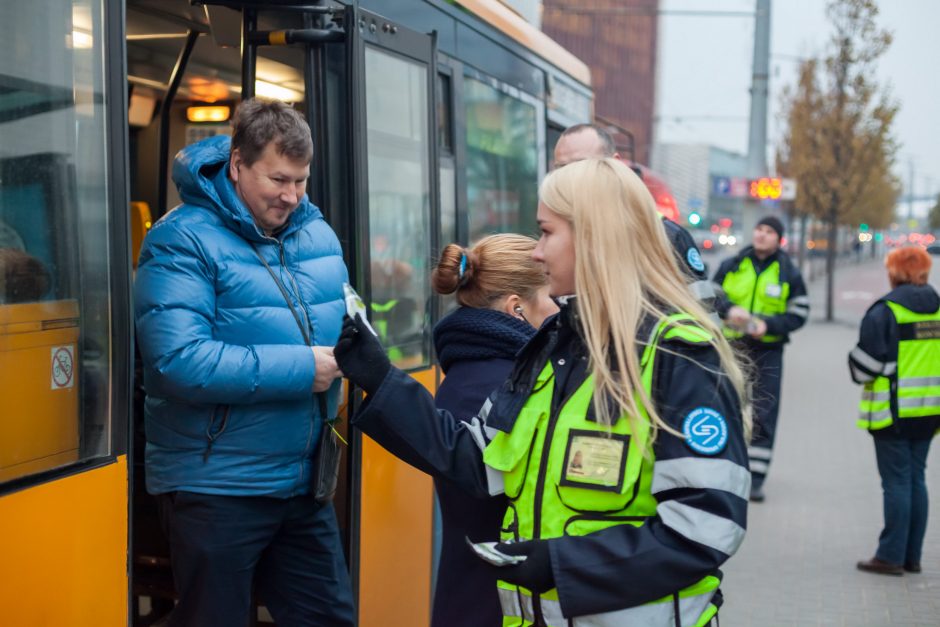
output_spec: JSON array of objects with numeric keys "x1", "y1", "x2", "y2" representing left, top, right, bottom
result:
[
  {"x1": 713, "y1": 216, "x2": 809, "y2": 502},
  {"x1": 429, "y1": 234, "x2": 556, "y2": 627},
  {"x1": 135, "y1": 99, "x2": 353, "y2": 626},
  {"x1": 336, "y1": 158, "x2": 751, "y2": 626},
  {"x1": 552, "y1": 124, "x2": 714, "y2": 305},
  {"x1": 850, "y1": 246, "x2": 940, "y2": 576}
]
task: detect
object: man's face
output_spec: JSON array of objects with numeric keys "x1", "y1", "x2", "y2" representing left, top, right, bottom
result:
[
  {"x1": 752, "y1": 224, "x2": 781, "y2": 256},
  {"x1": 230, "y1": 142, "x2": 310, "y2": 236},
  {"x1": 552, "y1": 129, "x2": 612, "y2": 169}
]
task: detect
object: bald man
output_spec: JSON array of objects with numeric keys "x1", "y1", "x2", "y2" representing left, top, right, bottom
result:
[{"x1": 553, "y1": 124, "x2": 713, "y2": 303}]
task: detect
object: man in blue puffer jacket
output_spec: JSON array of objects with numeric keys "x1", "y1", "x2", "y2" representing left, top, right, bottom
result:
[{"x1": 135, "y1": 99, "x2": 354, "y2": 626}]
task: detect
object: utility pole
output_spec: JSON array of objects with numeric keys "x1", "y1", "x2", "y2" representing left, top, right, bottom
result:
[{"x1": 744, "y1": 0, "x2": 772, "y2": 236}]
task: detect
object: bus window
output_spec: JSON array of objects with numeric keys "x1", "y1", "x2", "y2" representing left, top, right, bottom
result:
[
  {"x1": 364, "y1": 45, "x2": 432, "y2": 369},
  {"x1": 0, "y1": 0, "x2": 114, "y2": 485},
  {"x1": 465, "y1": 76, "x2": 540, "y2": 243}
]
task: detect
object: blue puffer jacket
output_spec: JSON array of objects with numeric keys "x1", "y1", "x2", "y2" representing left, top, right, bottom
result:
[{"x1": 134, "y1": 135, "x2": 348, "y2": 497}]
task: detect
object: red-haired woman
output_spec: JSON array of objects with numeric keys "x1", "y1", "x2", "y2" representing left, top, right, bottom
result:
[{"x1": 850, "y1": 246, "x2": 940, "y2": 575}]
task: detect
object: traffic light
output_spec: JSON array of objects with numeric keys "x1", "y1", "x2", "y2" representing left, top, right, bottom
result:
[
  {"x1": 874, "y1": 232, "x2": 883, "y2": 242},
  {"x1": 859, "y1": 223, "x2": 869, "y2": 232},
  {"x1": 688, "y1": 212, "x2": 702, "y2": 226}
]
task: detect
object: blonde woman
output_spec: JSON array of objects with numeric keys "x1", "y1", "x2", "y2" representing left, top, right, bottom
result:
[{"x1": 336, "y1": 158, "x2": 751, "y2": 627}]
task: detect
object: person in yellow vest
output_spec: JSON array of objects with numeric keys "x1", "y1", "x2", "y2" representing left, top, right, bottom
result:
[
  {"x1": 849, "y1": 246, "x2": 940, "y2": 576},
  {"x1": 712, "y1": 216, "x2": 809, "y2": 502},
  {"x1": 336, "y1": 158, "x2": 752, "y2": 626}
]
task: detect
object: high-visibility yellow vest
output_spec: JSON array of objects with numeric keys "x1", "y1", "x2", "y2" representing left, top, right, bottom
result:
[
  {"x1": 720, "y1": 257, "x2": 789, "y2": 343},
  {"x1": 483, "y1": 315, "x2": 720, "y2": 627},
  {"x1": 858, "y1": 300, "x2": 940, "y2": 431}
]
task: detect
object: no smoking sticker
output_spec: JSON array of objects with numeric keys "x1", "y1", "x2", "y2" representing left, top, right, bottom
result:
[{"x1": 51, "y1": 345, "x2": 75, "y2": 389}]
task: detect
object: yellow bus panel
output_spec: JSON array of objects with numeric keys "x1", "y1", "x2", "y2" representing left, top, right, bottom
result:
[
  {"x1": 0, "y1": 456, "x2": 128, "y2": 626},
  {"x1": 358, "y1": 367, "x2": 437, "y2": 627},
  {"x1": 0, "y1": 300, "x2": 80, "y2": 483}
]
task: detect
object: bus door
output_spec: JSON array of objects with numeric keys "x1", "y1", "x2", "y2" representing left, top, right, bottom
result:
[{"x1": 346, "y1": 8, "x2": 440, "y2": 626}]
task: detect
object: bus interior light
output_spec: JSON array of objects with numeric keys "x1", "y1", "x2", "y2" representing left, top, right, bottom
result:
[{"x1": 186, "y1": 105, "x2": 231, "y2": 123}]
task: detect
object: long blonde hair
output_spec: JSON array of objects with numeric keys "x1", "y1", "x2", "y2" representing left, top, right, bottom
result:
[{"x1": 539, "y1": 158, "x2": 751, "y2": 441}]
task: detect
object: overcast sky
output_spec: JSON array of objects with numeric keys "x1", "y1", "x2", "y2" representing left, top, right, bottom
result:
[{"x1": 655, "y1": 0, "x2": 940, "y2": 210}]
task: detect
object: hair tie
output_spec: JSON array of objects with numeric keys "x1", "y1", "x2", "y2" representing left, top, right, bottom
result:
[{"x1": 457, "y1": 252, "x2": 469, "y2": 286}]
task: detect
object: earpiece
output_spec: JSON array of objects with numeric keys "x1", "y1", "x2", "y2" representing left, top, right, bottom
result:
[{"x1": 513, "y1": 305, "x2": 524, "y2": 314}]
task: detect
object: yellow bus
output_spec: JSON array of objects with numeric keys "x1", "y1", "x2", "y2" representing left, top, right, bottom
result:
[{"x1": 0, "y1": 1, "x2": 591, "y2": 624}]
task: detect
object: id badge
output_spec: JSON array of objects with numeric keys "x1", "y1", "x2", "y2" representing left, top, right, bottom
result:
[
  {"x1": 343, "y1": 283, "x2": 379, "y2": 336},
  {"x1": 560, "y1": 430, "x2": 629, "y2": 492},
  {"x1": 765, "y1": 283, "x2": 782, "y2": 298}
]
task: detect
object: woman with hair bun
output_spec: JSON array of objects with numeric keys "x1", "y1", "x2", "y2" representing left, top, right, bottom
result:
[
  {"x1": 430, "y1": 234, "x2": 557, "y2": 627},
  {"x1": 337, "y1": 159, "x2": 751, "y2": 626},
  {"x1": 850, "y1": 246, "x2": 940, "y2": 576}
]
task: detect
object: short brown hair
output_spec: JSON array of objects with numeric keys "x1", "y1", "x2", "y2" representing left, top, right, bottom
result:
[
  {"x1": 885, "y1": 246, "x2": 931, "y2": 286},
  {"x1": 431, "y1": 234, "x2": 546, "y2": 308},
  {"x1": 231, "y1": 98, "x2": 313, "y2": 166}
]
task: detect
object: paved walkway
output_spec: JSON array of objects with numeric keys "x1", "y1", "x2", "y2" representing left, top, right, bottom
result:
[{"x1": 719, "y1": 260, "x2": 940, "y2": 626}]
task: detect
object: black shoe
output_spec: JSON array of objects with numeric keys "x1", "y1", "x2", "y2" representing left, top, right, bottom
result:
[
  {"x1": 749, "y1": 484, "x2": 765, "y2": 502},
  {"x1": 904, "y1": 562, "x2": 921, "y2": 573},
  {"x1": 856, "y1": 557, "x2": 903, "y2": 576}
]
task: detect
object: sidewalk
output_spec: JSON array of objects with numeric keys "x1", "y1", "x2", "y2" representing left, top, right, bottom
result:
[{"x1": 718, "y1": 262, "x2": 940, "y2": 626}]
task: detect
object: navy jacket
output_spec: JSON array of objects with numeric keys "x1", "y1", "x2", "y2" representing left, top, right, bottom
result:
[
  {"x1": 135, "y1": 135, "x2": 347, "y2": 497},
  {"x1": 849, "y1": 283, "x2": 940, "y2": 439},
  {"x1": 430, "y1": 307, "x2": 534, "y2": 627},
  {"x1": 353, "y1": 302, "x2": 749, "y2": 620}
]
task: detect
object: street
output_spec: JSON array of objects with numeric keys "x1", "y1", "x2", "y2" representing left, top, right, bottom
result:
[{"x1": 718, "y1": 257, "x2": 940, "y2": 626}]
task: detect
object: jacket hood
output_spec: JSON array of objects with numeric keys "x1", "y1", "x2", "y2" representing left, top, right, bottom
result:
[
  {"x1": 171, "y1": 134, "x2": 321, "y2": 242},
  {"x1": 882, "y1": 283, "x2": 940, "y2": 314}
]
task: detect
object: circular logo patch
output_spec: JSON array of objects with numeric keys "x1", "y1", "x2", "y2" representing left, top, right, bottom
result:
[
  {"x1": 686, "y1": 247, "x2": 705, "y2": 273},
  {"x1": 682, "y1": 407, "x2": 728, "y2": 455}
]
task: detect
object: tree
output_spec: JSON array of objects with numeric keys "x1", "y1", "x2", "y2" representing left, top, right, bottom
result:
[
  {"x1": 776, "y1": 0, "x2": 898, "y2": 321},
  {"x1": 929, "y1": 194, "x2": 940, "y2": 232}
]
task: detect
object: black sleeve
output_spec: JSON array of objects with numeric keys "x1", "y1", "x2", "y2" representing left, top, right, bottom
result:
[
  {"x1": 352, "y1": 368, "x2": 494, "y2": 498},
  {"x1": 663, "y1": 219, "x2": 707, "y2": 280},
  {"x1": 848, "y1": 302, "x2": 897, "y2": 383},
  {"x1": 762, "y1": 260, "x2": 809, "y2": 337},
  {"x1": 549, "y1": 340, "x2": 749, "y2": 618}
]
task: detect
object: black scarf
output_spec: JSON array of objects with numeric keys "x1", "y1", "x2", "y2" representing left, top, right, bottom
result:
[{"x1": 433, "y1": 306, "x2": 535, "y2": 373}]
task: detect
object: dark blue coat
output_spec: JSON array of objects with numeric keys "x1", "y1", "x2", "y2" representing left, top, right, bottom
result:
[
  {"x1": 135, "y1": 135, "x2": 347, "y2": 497},
  {"x1": 431, "y1": 307, "x2": 534, "y2": 627}
]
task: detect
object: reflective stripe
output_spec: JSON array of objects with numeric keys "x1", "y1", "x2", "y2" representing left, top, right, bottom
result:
[
  {"x1": 790, "y1": 295, "x2": 810, "y2": 306},
  {"x1": 861, "y1": 390, "x2": 891, "y2": 402},
  {"x1": 859, "y1": 408, "x2": 892, "y2": 423},
  {"x1": 468, "y1": 398, "x2": 506, "y2": 496},
  {"x1": 652, "y1": 458, "x2": 750, "y2": 500},
  {"x1": 787, "y1": 304, "x2": 809, "y2": 318},
  {"x1": 749, "y1": 460, "x2": 769, "y2": 474},
  {"x1": 500, "y1": 587, "x2": 716, "y2": 627},
  {"x1": 898, "y1": 396, "x2": 940, "y2": 409},
  {"x1": 497, "y1": 587, "x2": 530, "y2": 622},
  {"x1": 849, "y1": 346, "x2": 893, "y2": 375},
  {"x1": 657, "y1": 500, "x2": 746, "y2": 555},
  {"x1": 849, "y1": 361, "x2": 876, "y2": 383},
  {"x1": 899, "y1": 376, "x2": 940, "y2": 388},
  {"x1": 748, "y1": 446, "x2": 772, "y2": 460},
  {"x1": 691, "y1": 280, "x2": 717, "y2": 301}
]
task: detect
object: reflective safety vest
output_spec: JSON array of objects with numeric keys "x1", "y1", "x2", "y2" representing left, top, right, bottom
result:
[
  {"x1": 857, "y1": 300, "x2": 940, "y2": 431},
  {"x1": 483, "y1": 315, "x2": 721, "y2": 627},
  {"x1": 720, "y1": 256, "x2": 789, "y2": 343}
]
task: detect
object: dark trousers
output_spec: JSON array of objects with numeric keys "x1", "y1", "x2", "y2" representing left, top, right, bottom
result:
[
  {"x1": 873, "y1": 436, "x2": 933, "y2": 566},
  {"x1": 739, "y1": 344, "x2": 783, "y2": 488},
  {"x1": 157, "y1": 492, "x2": 355, "y2": 627}
]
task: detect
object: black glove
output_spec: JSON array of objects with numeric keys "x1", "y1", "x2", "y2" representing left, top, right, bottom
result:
[
  {"x1": 334, "y1": 314, "x2": 391, "y2": 395},
  {"x1": 494, "y1": 539, "x2": 555, "y2": 593}
]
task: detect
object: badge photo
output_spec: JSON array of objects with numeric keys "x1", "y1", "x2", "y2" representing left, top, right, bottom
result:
[{"x1": 559, "y1": 429, "x2": 630, "y2": 492}]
